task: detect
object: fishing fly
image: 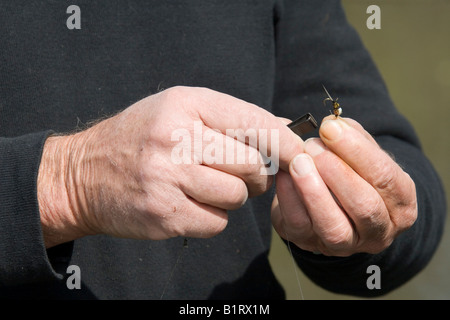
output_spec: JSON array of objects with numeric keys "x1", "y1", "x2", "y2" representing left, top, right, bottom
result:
[{"x1": 322, "y1": 85, "x2": 342, "y2": 117}]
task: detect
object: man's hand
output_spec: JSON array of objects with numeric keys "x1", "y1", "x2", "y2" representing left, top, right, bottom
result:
[
  {"x1": 38, "y1": 86, "x2": 303, "y2": 248},
  {"x1": 271, "y1": 115, "x2": 417, "y2": 256}
]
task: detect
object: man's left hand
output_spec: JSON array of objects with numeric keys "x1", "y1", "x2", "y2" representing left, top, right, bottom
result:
[{"x1": 271, "y1": 115, "x2": 417, "y2": 256}]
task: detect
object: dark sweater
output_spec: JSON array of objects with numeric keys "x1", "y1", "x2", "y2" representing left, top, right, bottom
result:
[{"x1": 0, "y1": 0, "x2": 446, "y2": 299}]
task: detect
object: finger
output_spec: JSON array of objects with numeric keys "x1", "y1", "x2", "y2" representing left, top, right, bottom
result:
[
  {"x1": 277, "y1": 117, "x2": 293, "y2": 125},
  {"x1": 304, "y1": 138, "x2": 393, "y2": 253},
  {"x1": 320, "y1": 119, "x2": 415, "y2": 201},
  {"x1": 137, "y1": 186, "x2": 228, "y2": 240},
  {"x1": 187, "y1": 87, "x2": 304, "y2": 172},
  {"x1": 178, "y1": 197, "x2": 229, "y2": 239},
  {"x1": 322, "y1": 115, "x2": 377, "y2": 145},
  {"x1": 196, "y1": 126, "x2": 274, "y2": 197},
  {"x1": 289, "y1": 153, "x2": 357, "y2": 255},
  {"x1": 272, "y1": 171, "x2": 314, "y2": 247},
  {"x1": 179, "y1": 164, "x2": 248, "y2": 210},
  {"x1": 319, "y1": 118, "x2": 417, "y2": 230}
]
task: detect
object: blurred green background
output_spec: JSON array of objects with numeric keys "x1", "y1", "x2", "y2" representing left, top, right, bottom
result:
[{"x1": 269, "y1": 0, "x2": 450, "y2": 300}]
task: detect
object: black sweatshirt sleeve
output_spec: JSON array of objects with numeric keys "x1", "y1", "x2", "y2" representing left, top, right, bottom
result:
[
  {"x1": 272, "y1": 0, "x2": 447, "y2": 296},
  {"x1": 0, "y1": 131, "x2": 66, "y2": 286}
]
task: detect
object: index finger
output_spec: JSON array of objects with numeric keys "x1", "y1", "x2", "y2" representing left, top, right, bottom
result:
[
  {"x1": 188, "y1": 87, "x2": 304, "y2": 172},
  {"x1": 319, "y1": 118, "x2": 415, "y2": 210}
]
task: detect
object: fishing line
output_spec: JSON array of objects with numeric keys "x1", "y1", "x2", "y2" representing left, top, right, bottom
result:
[
  {"x1": 282, "y1": 224, "x2": 305, "y2": 300},
  {"x1": 159, "y1": 238, "x2": 188, "y2": 300}
]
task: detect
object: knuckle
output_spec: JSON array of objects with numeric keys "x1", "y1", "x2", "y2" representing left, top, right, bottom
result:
[
  {"x1": 247, "y1": 147, "x2": 263, "y2": 166},
  {"x1": 246, "y1": 173, "x2": 274, "y2": 197},
  {"x1": 392, "y1": 173, "x2": 418, "y2": 231},
  {"x1": 321, "y1": 225, "x2": 354, "y2": 254},
  {"x1": 237, "y1": 161, "x2": 259, "y2": 179},
  {"x1": 372, "y1": 163, "x2": 397, "y2": 191},
  {"x1": 207, "y1": 217, "x2": 229, "y2": 237},
  {"x1": 234, "y1": 150, "x2": 273, "y2": 197},
  {"x1": 161, "y1": 85, "x2": 189, "y2": 100},
  {"x1": 355, "y1": 194, "x2": 385, "y2": 223},
  {"x1": 157, "y1": 209, "x2": 183, "y2": 238},
  {"x1": 168, "y1": 220, "x2": 188, "y2": 238},
  {"x1": 364, "y1": 238, "x2": 393, "y2": 254},
  {"x1": 396, "y1": 200, "x2": 418, "y2": 232},
  {"x1": 354, "y1": 195, "x2": 389, "y2": 232},
  {"x1": 225, "y1": 180, "x2": 249, "y2": 209},
  {"x1": 406, "y1": 201, "x2": 418, "y2": 227},
  {"x1": 158, "y1": 86, "x2": 195, "y2": 114},
  {"x1": 166, "y1": 205, "x2": 229, "y2": 239},
  {"x1": 190, "y1": 209, "x2": 229, "y2": 238}
]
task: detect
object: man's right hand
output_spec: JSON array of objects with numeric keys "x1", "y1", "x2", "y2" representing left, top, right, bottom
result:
[{"x1": 37, "y1": 86, "x2": 303, "y2": 248}]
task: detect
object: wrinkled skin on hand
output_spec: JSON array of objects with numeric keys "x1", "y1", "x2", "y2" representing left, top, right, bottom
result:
[{"x1": 38, "y1": 86, "x2": 303, "y2": 247}]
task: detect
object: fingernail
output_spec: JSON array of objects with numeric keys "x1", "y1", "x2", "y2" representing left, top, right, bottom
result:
[
  {"x1": 291, "y1": 154, "x2": 314, "y2": 177},
  {"x1": 304, "y1": 138, "x2": 325, "y2": 157},
  {"x1": 321, "y1": 120, "x2": 342, "y2": 141}
]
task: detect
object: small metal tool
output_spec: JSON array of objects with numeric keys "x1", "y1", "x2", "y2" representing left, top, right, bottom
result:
[{"x1": 288, "y1": 113, "x2": 318, "y2": 137}]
